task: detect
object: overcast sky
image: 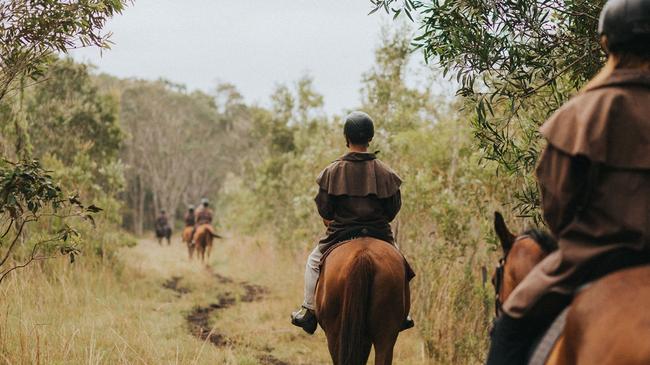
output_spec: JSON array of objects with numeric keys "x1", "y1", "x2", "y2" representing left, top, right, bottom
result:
[{"x1": 71, "y1": 0, "x2": 401, "y2": 115}]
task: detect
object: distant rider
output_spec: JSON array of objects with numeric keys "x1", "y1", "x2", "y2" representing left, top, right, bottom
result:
[
  {"x1": 191, "y1": 198, "x2": 213, "y2": 243},
  {"x1": 155, "y1": 209, "x2": 169, "y2": 232},
  {"x1": 290, "y1": 111, "x2": 414, "y2": 334},
  {"x1": 184, "y1": 205, "x2": 196, "y2": 227}
]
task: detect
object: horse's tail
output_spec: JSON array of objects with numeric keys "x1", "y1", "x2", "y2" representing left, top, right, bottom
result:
[{"x1": 339, "y1": 251, "x2": 373, "y2": 365}]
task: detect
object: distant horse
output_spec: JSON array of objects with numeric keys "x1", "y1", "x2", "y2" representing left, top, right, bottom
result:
[
  {"x1": 182, "y1": 226, "x2": 195, "y2": 259},
  {"x1": 193, "y1": 224, "x2": 221, "y2": 263},
  {"x1": 492, "y1": 212, "x2": 650, "y2": 365},
  {"x1": 315, "y1": 237, "x2": 409, "y2": 365},
  {"x1": 155, "y1": 225, "x2": 172, "y2": 245}
]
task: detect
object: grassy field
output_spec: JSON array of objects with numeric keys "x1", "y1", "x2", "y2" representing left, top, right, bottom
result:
[{"x1": 0, "y1": 234, "x2": 429, "y2": 364}]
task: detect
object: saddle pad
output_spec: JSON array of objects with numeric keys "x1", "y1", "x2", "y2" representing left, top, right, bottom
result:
[
  {"x1": 319, "y1": 238, "x2": 415, "y2": 280},
  {"x1": 528, "y1": 307, "x2": 570, "y2": 365}
]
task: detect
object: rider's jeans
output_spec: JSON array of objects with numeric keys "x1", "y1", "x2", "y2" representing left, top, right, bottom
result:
[{"x1": 302, "y1": 245, "x2": 321, "y2": 310}]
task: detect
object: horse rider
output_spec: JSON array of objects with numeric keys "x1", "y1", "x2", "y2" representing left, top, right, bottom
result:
[
  {"x1": 184, "y1": 205, "x2": 196, "y2": 227},
  {"x1": 290, "y1": 111, "x2": 414, "y2": 334},
  {"x1": 191, "y1": 198, "x2": 213, "y2": 243},
  {"x1": 155, "y1": 209, "x2": 169, "y2": 233},
  {"x1": 184, "y1": 204, "x2": 196, "y2": 242},
  {"x1": 486, "y1": 1, "x2": 650, "y2": 363}
]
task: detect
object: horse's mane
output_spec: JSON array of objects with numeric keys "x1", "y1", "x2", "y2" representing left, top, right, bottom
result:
[{"x1": 523, "y1": 228, "x2": 558, "y2": 253}]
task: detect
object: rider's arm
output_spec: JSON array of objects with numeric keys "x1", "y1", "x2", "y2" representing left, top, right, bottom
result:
[
  {"x1": 315, "y1": 188, "x2": 334, "y2": 223},
  {"x1": 381, "y1": 190, "x2": 402, "y2": 222},
  {"x1": 536, "y1": 144, "x2": 590, "y2": 236}
]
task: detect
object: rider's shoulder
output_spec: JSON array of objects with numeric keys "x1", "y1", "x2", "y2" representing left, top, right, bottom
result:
[{"x1": 373, "y1": 158, "x2": 399, "y2": 175}]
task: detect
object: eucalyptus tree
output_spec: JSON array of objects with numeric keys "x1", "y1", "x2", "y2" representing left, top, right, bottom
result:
[{"x1": 371, "y1": 0, "x2": 606, "y2": 219}]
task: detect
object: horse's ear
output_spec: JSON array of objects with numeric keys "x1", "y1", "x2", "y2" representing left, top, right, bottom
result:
[{"x1": 494, "y1": 211, "x2": 516, "y2": 253}]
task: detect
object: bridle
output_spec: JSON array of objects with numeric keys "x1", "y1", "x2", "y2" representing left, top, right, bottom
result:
[
  {"x1": 493, "y1": 235, "x2": 531, "y2": 318},
  {"x1": 493, "y1": 256, "x2": 506, "y2": 318}
]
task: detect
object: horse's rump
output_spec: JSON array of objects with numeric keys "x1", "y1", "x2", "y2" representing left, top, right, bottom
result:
[
  {"x1": 316, "y1": 237, "x2": 409, "y2": 365},
  {"x1": 182, "y1": 226, "x2": 193, "y2": 243},
  {"x1": 193, "y1": 224, "x2": 216, "y2": 262},
  {"x1": 194, "y1": 224, "x2": 214, "y2": 244},
  {"x1": 319, "y1": 238, "x2": 415, "y2": 281},
  {"x1": 547, "y1": 265, "x2": 650, "y2": 365},
  {"x1": 525, "y1": 265, "x2": 650, "y2": 365}
]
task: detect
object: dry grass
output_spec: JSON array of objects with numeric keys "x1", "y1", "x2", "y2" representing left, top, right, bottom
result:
[{"x1": 0, "y1": 234, "x2": 430, "y2": 364}]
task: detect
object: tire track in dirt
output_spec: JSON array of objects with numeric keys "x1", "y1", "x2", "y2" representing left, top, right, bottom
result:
[{"x1": 162, "y1": 270, "x2": 290, "y2": 365}]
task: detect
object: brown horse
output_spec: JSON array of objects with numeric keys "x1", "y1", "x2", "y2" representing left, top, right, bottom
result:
[
  {"x1": 193, "y1": 224, "x2": 221, "y2": 263},
  {"x1": 181, "y1": 226, "x2": 195, "y2": 259},
  {"x1": 492, "y1": 212, "x2": 650, "y2": 365},
  {"x1": 155, "y1": 225, "x2": 172, "y2": 245},
  {"x1": 315, "y1": 237, "x2": 409, "y2": 365}
]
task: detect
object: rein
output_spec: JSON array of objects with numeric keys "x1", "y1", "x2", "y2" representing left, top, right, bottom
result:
[{"x1": 494, "y1": 256, "x2": 506, "y2": 318}]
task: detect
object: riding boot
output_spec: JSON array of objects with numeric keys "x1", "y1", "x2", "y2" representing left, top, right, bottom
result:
[
  {"x1": 485, "y1": 314, "x2": 536, "y2": 365},
  {"x1": 400, "y1": 315, "x2": 415, "y2": 331},
  {"x1": 291, "y1": 306, "x2": 317, "y2": 334}
]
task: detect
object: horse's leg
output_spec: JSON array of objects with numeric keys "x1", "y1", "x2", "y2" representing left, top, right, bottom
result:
[
  {"x1": 373, "y1": 335, "x2": 398, "y2": 365},
  {"x1": 206, "y1": 238, "x2": 213, "y2": 261},
  {"x1": 199, "y1": 239, "x2": 205, "y2": 263},
  {"x1": 325, "y1": 330, "x2": 340, "y2": 365},
  {"x1": 369, "y1": 258, "x2": 405, "y2": 365}
]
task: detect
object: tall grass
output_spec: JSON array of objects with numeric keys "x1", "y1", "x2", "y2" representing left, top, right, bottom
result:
[{"x1": 0, "y1": 240, "x2": 233, "y2": 364}]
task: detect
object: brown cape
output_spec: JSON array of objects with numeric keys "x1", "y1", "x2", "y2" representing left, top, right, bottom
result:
[
  {"x1": 540, "y1": 69, "x2": 650, "y2": 169},
  {"x1": 504, "y1": 69, "x2": 650, "y2": 319},
  {"x1": 315, "y1": 152, "x2": 402, "y2": 252},
  {"x1": 316, "y1": 152, "x2": 402, "y2": 198}
]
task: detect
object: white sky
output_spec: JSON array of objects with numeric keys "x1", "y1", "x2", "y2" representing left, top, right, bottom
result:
[{"x1": 71, "y1": 0, "x2": 402, "y2": 115}]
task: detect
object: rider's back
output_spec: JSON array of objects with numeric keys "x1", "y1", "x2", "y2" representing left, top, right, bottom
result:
[
  {"x1": 316, "y1": 152, "x2": 401, "y2": 250},
  {"x1": 539, "y1": 70, "x2": 650, "y2": 255}
]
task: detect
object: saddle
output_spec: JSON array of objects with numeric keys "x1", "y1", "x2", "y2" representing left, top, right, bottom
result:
[{"x1": 319, "y1": 238, "x2": 416, "y2": 281}]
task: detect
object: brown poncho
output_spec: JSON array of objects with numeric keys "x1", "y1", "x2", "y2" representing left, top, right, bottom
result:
[
  {"x1": 504, "y1": 69, "x2": 650, "y2": 319},
  {"x1": 315, "y1": 152, "x2": 402, "y2": 252}
]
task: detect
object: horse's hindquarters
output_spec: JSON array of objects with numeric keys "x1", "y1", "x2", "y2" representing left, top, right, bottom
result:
[
  {"x1": 557, "y1": 266, "x2": 650, "y2": 365},
  {"x1": 182, "y1": 226, "x2": 193, "y2": 243},
  {"x1": 316, "y1": 238, "x2": 408, "y2": 365},
  {"x1": 193, "y1": 224, "x2": 214, "y2": 262}
]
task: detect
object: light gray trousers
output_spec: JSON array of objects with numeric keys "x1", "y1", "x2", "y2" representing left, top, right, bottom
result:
[{"x1": 302, "y1": 245, "x2": 322, "y2": 310}]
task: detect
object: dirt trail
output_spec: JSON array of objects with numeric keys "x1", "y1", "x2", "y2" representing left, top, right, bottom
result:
[
  {"x1": 126, "y1": 236, "x2": 422, "y2": 364},
  {"x1": 148, "y1": 238, "x2": 289, "y2": 365}
]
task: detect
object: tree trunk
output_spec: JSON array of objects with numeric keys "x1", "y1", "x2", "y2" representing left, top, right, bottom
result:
[{"x1": 135, "y1": 175, "x2": 145, "y2": 236}]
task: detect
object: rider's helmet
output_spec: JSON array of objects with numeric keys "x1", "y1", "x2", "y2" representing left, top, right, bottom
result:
[
  {"x1": 598, "y1": 0, "x2": 650, "y2": 54},
  {"x1": 188, "y1": 204, "x2": 195, "y2": 211},
  {"x1": 200, "y1": 198, "x2": 209, "y2": 206},
  {"x1": 160, "y1": 209, "x2": 166, "y2": 214},
  {"x1": 343, "y1": 111, "x2": 374, "y2": 146}
]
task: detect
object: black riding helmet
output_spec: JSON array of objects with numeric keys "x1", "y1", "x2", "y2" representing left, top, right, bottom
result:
[
  {"x1": 599, "y1": 0, "x2": 650, "y2": 54},
  {"x1": 343, "y1": 111, "x2": 374, "y2": 146}
]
